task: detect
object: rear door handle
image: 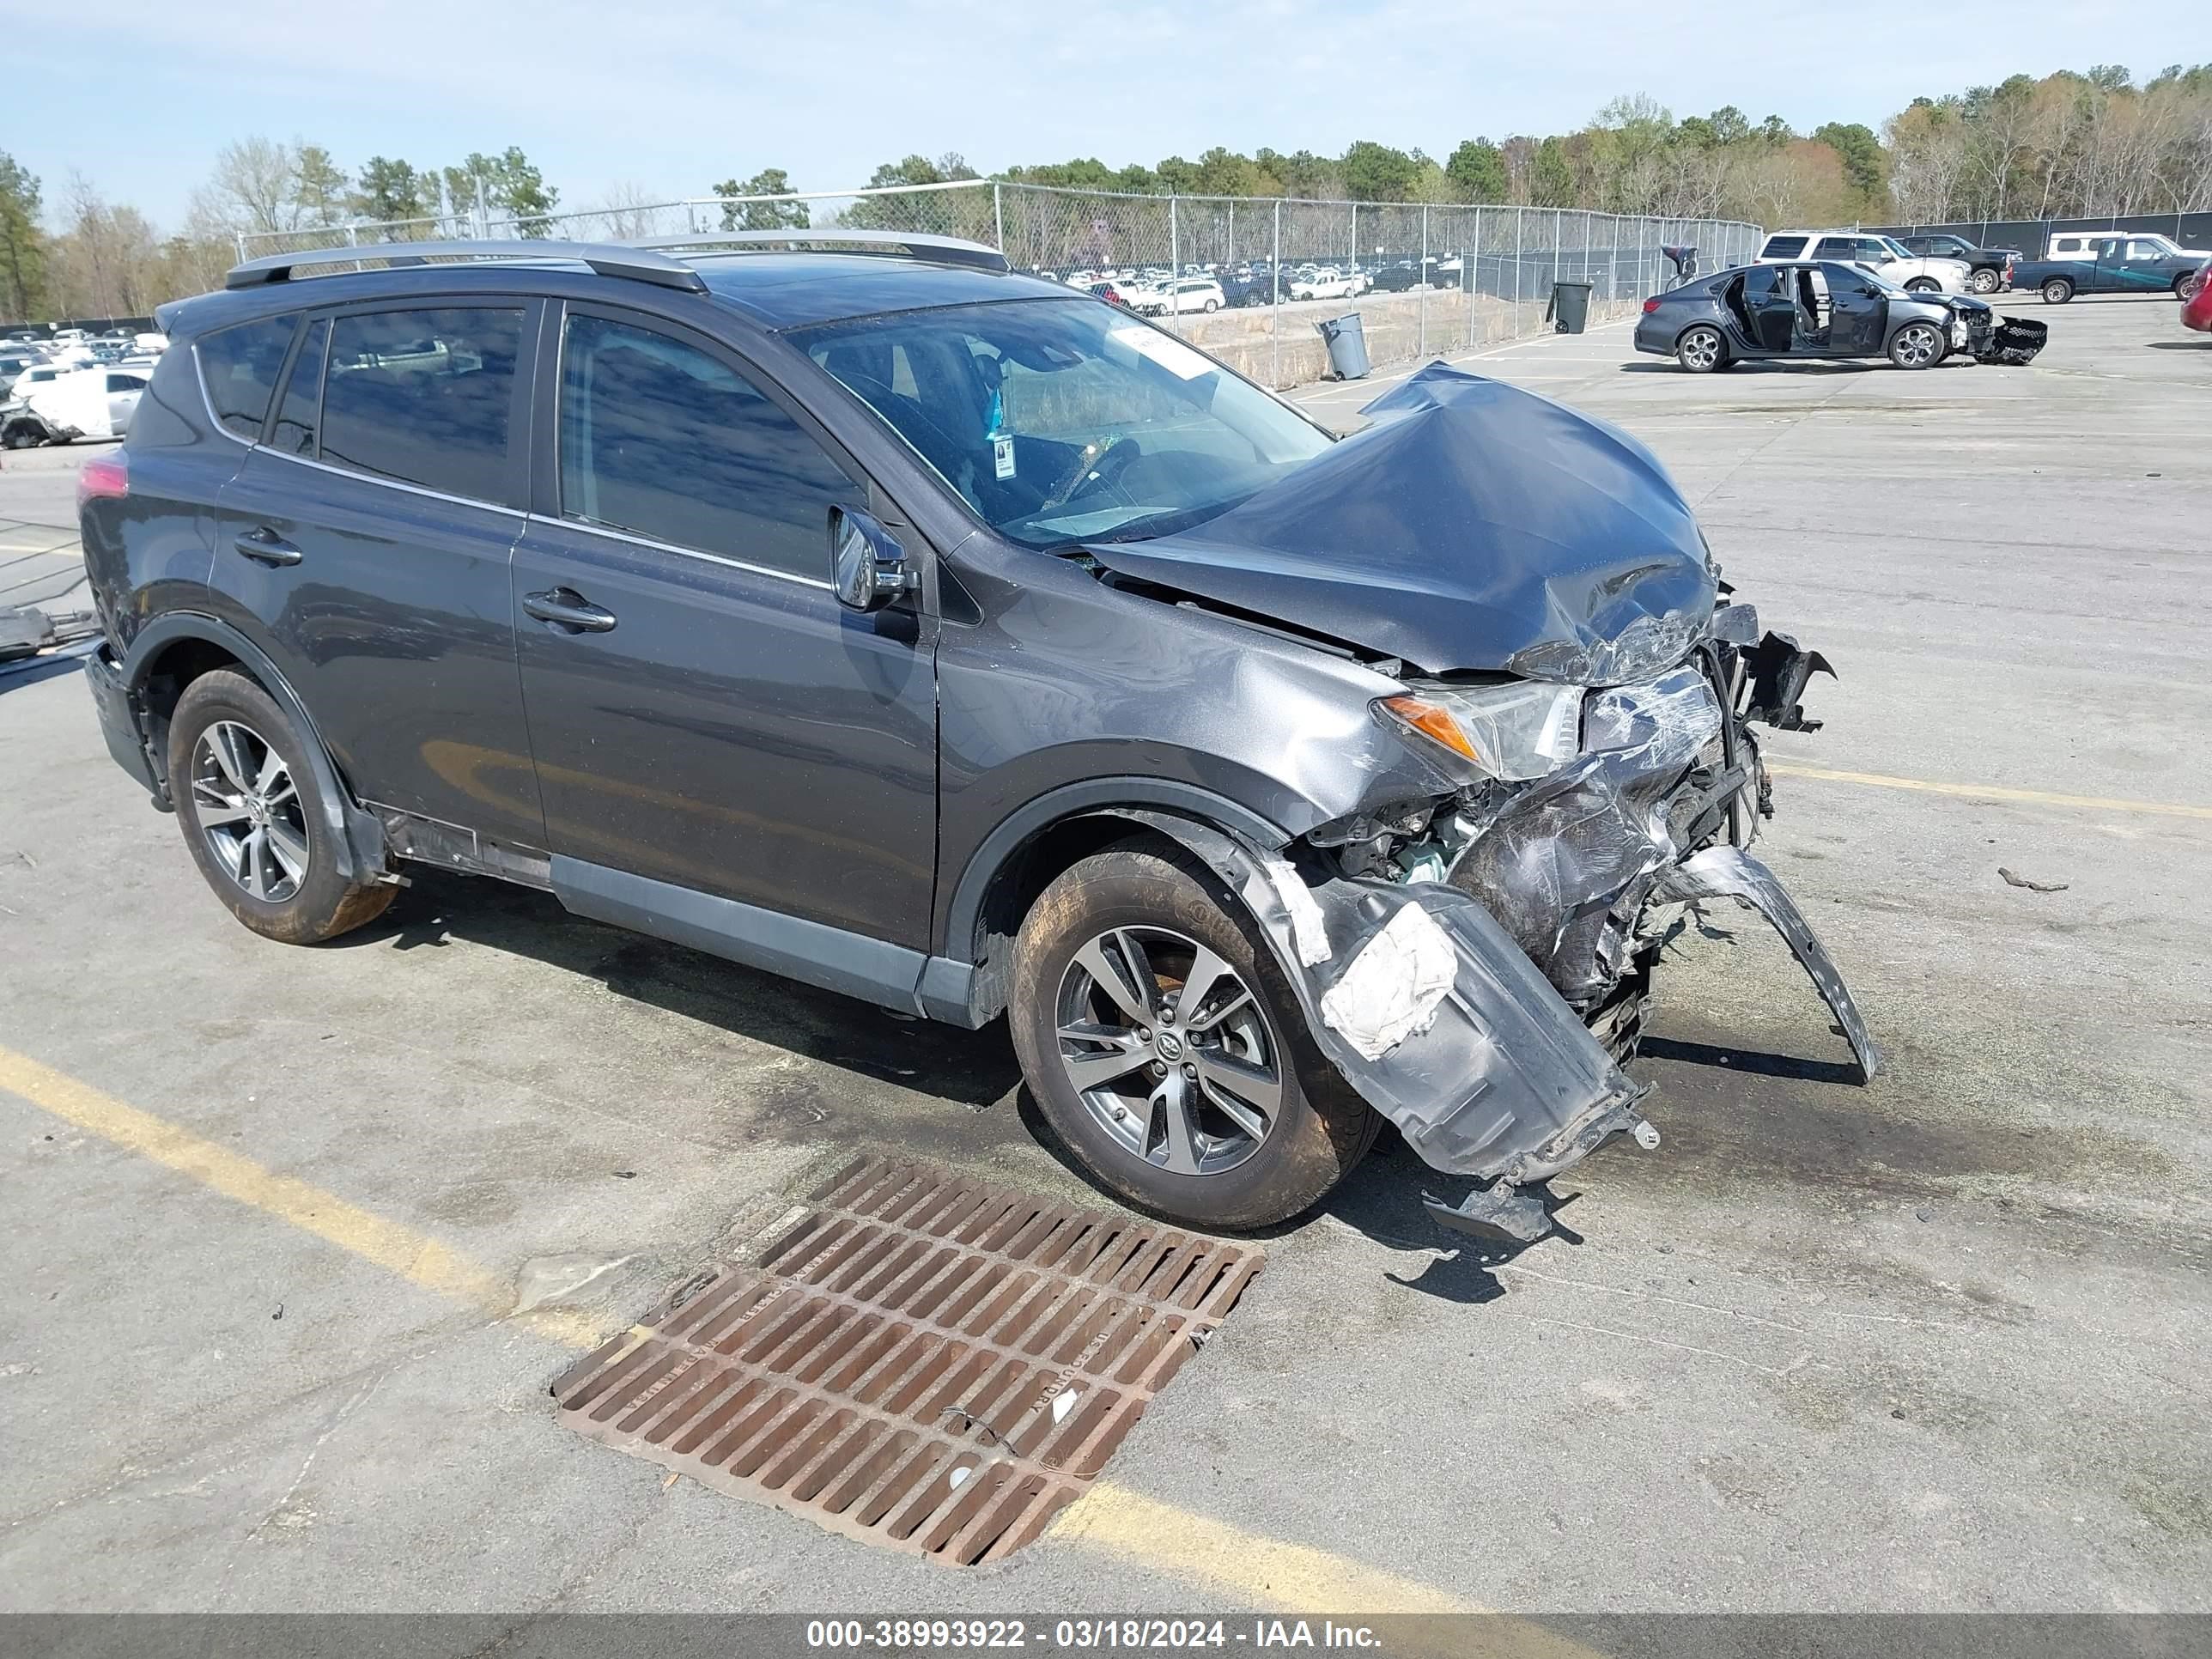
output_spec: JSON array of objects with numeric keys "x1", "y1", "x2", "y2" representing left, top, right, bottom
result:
[
  {"x1": 234, "y1": 529, "x2": 302, "y2": 567},
  {"x1": 522, "y1": 588, "x2": 618, "y2": 633}
]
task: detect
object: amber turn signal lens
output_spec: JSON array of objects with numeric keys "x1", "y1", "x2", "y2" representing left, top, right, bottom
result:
[{"x1": 1380, "y1": 695, "x2": 1480, "y2": 763}]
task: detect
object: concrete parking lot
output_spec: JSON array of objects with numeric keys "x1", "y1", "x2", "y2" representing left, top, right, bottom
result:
[{"x1": 2, "y1": 295, "x2": 2208, "y2": 1625}]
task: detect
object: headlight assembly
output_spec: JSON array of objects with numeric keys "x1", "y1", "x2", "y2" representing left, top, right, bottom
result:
[{"x1": 1378, "y1": 682, "x2": 1583, "y2": 781}]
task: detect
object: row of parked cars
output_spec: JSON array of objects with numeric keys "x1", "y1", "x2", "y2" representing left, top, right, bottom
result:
[
  {"x1": 1070, "y1": 262, "x2": 1391, "y2": 316},
  {"x1": 0, "y1": 326, "x2": 167, "y2": 447}
]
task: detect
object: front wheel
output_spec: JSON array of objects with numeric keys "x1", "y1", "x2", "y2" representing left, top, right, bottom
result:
[
  {"x1": 1676, "y1": 324, "x2": 1725, "y2": 373},
  {"x1": 1905, "y1": 277, "x2": 1940, "y2": 294},
  {"x1": 1888, "y1": 319, "x2": 1947, "y2": 369},
  {"x1": 1009, "y1": 842, "x2": 1376, "y2": 1231},
  {"x1": 2042, "y1": 277, "x2": 2075, "y2": 304},
  {"x1": 1202, "y1": 298, "x2": 1218, "y2": 312},
  {"x1": 167, "y1": 669, "x2": 394, "y2": 945}
]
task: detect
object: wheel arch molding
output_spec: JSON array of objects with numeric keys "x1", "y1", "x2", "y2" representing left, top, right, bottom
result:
[{"x1": 120, "y1": 611, "x2": 387, "y2": 883}]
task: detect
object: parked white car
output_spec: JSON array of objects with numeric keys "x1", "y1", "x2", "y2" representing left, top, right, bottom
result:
[
  {"x1": 2047, "y1": 229, "x2": 2210, "y2": 262},
  {"x1": 3, "y1": 366, "x2": 148, "y2": 445},
  {"x1": 1136, "y1": 277, "x2": 1226, "y2": 316},
  {"x1": 1289, "y1": 267, "x2": 1358, "y2": 301},
  {"x1": 1759, "y1": 230, "x2": 1971, "y2": 294}
]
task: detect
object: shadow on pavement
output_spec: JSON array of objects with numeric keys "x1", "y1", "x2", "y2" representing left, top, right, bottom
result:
[{"x1": 345, "y1": 869, "x2": 1024, "y2": 1111}]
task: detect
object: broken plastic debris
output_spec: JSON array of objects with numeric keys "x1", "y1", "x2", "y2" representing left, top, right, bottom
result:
[
  {"x1": 1051, "y1": 1387, "x2": 1082, "y2": 1424},
  {"x1": 1263, "y1": 859, "x2": 1333, "y2": 965},
  {"x1": 1319, "y1": 901, "x2": 1457, "y2": 1060}
]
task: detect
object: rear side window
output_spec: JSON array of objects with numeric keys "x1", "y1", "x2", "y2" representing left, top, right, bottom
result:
[
  {"x1": 1761, "y1": 236, "x2": 1808, "y2": 258},
  {"x1": 269, "y1": 318, "x2": 328, "y2": 457},
  {"x1": 557, "y1": 313, "x2": 852, "y2": 580},
  {"x1": 105, "y1": 374, "x2": 146, "y2": 393},
  {"x1": 319, "y1": 307, "x2": 525, "y2": 504},
  {"x1": 197, "y1": 316, "x2": 296, "y2": 441},
  {"x1": 1812, "y1": 237, "x2": 1856, "y2": 258}
]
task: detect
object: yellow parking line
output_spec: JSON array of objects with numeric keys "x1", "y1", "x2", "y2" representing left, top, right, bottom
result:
[
  {"x1": 1767, "y1": 762, "x2": 2212, "y2": 821},
  {"x1": 0, "y1": 1041, "x2": 1534, "y2": 1625},
  {"x1": 0, "y1": 1044, "x2": 601, "y2": 1347},
  {"x1": 1050, "y1": 1482, "x2": 1480, "y2": 1613}
]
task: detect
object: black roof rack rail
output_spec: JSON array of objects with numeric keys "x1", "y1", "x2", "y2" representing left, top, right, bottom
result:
[
  {"x1": 634, "y1": 228, "x2": 1011, "y2": 274},
  {"x1": 224, "y1": 239, "x2": 710, "y2": 293}
]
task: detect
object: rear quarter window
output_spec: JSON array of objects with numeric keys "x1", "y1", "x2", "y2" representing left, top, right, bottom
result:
[
  {"x1": 1760, "y1": 236, "x2": 1808, "y2": 258},
  {"x1": 196, "y1": 315, "x2": 297, "y2": 441}
]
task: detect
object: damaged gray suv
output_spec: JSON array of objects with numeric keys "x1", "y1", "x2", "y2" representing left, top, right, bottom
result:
[{"x1": 81, "y1": 231, "x2": 1875, "y2": 1242}]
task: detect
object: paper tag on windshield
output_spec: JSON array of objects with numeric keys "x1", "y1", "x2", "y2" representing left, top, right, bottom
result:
[
  {"x1": 1108, "y1": 325, "x2": 1211, "y2": 380},
  {"x1": 993, "y1": 435, "x2": 1016, "y2": 479}
]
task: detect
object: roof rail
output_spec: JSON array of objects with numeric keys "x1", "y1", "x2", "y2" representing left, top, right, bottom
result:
[
  {"x1": 634, "y1": 228, "x2": 1011, "y2": 273},
  {"x1": 225, "y1": 239, "x2": 710, "y2": 293}
]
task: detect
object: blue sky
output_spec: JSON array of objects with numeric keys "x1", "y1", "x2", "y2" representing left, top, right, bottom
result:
[{"x1": 5, "y1": 0, "x2": 2189, "y2": 228}]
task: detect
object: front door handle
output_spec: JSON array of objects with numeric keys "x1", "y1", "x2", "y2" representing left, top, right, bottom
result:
[
  {"x1": 234, "y1": 529, "x2": 302, "y2": 566},
  {"x1": 522, "y1": 588, "x2": 618, "y2": 633}
]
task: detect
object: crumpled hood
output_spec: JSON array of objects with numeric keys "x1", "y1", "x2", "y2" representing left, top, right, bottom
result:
[{"x1": 1085, "y1": 362, "x2": 1717, "y2": 682}]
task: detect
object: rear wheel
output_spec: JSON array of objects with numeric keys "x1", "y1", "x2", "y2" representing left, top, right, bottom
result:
[
  {"x1": 1905, "y1": 277, "x2": 1941, "y2": 294},
  {"x1": 1676, "y1": 325, "x2": 1725, "y2": 373},
  {"x1": 1888, "y1": 320, "x2": 1947, "y2": 369},
  {"x1": 1009, "y1": 842, "x2": 1376, "y2": 1231},
  {"x1": 2042, "y1": 276, "x2": 2075, "y2": 304},
  {"x1": 167, "y1": 670, "x2": 394, "y2": 945},
  {"x1": 2175, "y1": 273, "x2": 2199, "y2": 301},
  {"x1": 1968, "y1": 268, "x2": 2000, "y2": 295}
]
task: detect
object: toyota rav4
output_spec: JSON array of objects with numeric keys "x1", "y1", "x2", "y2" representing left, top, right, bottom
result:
[{"x1": 79, "y1": 231, "x2": 1875, "y2": 1243}]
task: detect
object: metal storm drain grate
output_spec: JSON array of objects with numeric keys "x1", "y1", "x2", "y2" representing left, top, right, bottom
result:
[{"x1": 551, "y1": 1155, "x2": 1262, "y2": 1565}]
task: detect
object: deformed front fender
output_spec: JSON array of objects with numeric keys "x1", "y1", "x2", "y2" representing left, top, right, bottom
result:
[{"x1": 1094, "y1": 808, "x2": 1648, "y2": 1206}]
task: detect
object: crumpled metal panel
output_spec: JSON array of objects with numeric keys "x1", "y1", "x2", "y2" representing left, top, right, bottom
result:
[
  {"x1": 1104, "y1": 811, "x2": 1642, "y2": 1184},
  {"x1": 1655, "y1": 845, "x2": 1881, "y2": 1081},
  {"x1": 1452, "y1": 666, "x2": 1723, "y2": 1000},
  {"x1": 1081, "y1": 363, "x2": 1717, "y2": 680}
]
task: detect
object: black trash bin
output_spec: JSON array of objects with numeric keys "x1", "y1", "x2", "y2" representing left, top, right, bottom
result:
[
  {"x1": 1316, "y1": 312, "x2": 1370, "y2": 380},
  {"x1": 1547, "y1": 280, "x2": 1594, "y2": 334}
]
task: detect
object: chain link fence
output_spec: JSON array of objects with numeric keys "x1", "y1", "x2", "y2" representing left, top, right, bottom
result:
[{"x1": 236, "y1": 181, "x2": 1762, "y2": 391}]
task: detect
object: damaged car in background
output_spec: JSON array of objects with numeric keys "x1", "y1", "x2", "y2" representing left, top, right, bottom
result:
[
  {"x1": 1638, "y1": 257, "x2": 2047, "y2": 372},
  {"x1": 82, "y1": 233, "x2": 1874, "y2": 1249}
]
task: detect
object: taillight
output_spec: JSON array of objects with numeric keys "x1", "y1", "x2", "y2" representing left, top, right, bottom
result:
[
  {"x1": 76, "y1": 450, "x2": 128, "y2": 512},
  {"x1": 1642, "y1": 296, "x2": 1662, "y2": 313}
]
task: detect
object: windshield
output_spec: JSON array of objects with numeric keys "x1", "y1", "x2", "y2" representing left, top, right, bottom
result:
[{"x1": 794, "y1": 298, "x2": 1332, "y2": 549}]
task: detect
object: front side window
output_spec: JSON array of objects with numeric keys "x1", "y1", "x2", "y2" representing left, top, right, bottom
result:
[
  {"x1": 793, "y1": 298, "x2": 1331, "y2": 550},
  {"x1": 197, "y1": 315, "x2": 296, "y2": 441},
  {"x1": 558, "y1": 313, "x2": 853, "y2": 580},
  {"x1": 320, "y1": 307, "x2": 524, "y2": 504}
]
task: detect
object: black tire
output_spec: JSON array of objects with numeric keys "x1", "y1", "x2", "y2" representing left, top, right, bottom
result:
[
  {"x1": 1968, "y1": 268, "x2": 2000, "y2": 295},
  {"x1": 1675, "y1": 324, "x2": 1725, "y2": 373},
  {"x1": 1887, "y1": 319, "x2": 1947, "y2": 370},
  {"x1": 1009, "y1": 842, "x2": 1376, "y2": 1231},
  {"x1": 2175, "y1": 273, "x2": 2198, "y2": 301},
  {"x1": 167, "y1": 669, "x2": 395, "y2": 945},
  {"x1": 1905, "y1": 277, "x2": 1940, "y2": 294},
  {"x1": 3, "y1": 422, "x2": 40, "y2": 449},
  {"x1": 2042, "y1": 277, "x2": 2075, "y2": 304},
  {"x1": 1202, "y1": 298, "x2": 1218, "y2": 312}
]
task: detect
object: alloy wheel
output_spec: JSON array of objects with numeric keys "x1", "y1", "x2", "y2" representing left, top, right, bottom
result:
[
  {"x1": 1680, "y1": 328, "x2": 1721, "y2": 370},
  {"x1": 1055, "y1": 925, "x2": 1280, "y2": 1177},
  {"x1": 190, "y1": 720, "x2": 310, "y2": 902},
  {"x1": 1969, "y1": 269, "x2": 1999, "y2": 294},
  {"x1": 1894, "y1": 324, "x2": 1942, "y2": 368}
]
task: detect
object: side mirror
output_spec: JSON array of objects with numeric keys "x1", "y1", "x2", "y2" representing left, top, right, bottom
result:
[{"x1": 830, "y1": 506, "x2": 912, "y2": 613}]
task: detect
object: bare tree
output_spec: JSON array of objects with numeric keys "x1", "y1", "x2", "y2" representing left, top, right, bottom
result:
[
  {"x1": 210, "y1": 137, "x2": 302, "y2": 234},
  {"x1": 591, "y1": 181, "x2": 670, "y2": 240}
]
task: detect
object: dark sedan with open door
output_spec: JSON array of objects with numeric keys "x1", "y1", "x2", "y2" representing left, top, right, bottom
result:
[{"x1": 1636, "y1": 259, "x2": 2046, "y2": 373}]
